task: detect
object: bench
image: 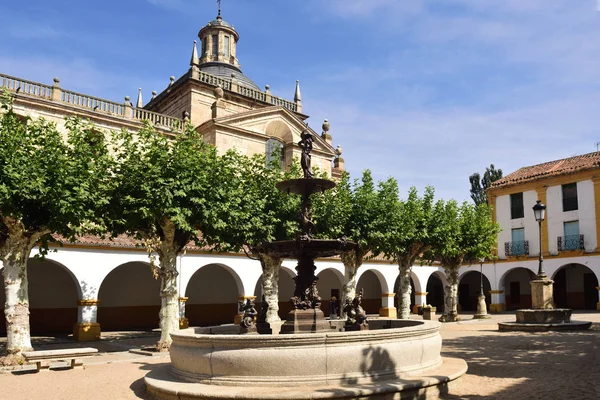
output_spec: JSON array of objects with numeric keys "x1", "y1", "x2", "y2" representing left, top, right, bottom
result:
[{"x1": 22, "y1": 347, "x2": 98, "y2": 372}]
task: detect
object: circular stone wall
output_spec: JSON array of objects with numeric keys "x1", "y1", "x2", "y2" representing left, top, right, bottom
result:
[{"x1": 169, "y1": 320, "x2": 443, "y2": 387}]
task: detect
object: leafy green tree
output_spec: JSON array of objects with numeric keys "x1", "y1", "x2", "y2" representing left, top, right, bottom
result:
[
  {"x1": 430, "y1": 201, "x2": 500, "y2": 322},
  {"x1": 376, "y1": 186, "x2": 437, "y2": 319},
  {"x1": 469, "y1": 164, "x2": 503, "y2": 205},
  {"x1": 108, "y1": 123, "x2": 229, "y2": 350},
  {"x1": 313, "y1": 170, "x2": 398, "y2": 316},
  {"x1": 196, "y1": 151, "x2": 300, "y2": 325},
  {"x1": 0, "y1": 92, "x2": 112, "y2": 357}
]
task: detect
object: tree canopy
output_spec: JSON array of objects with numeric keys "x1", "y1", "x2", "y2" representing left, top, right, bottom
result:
[
  {"x1": 469, "y1": 164, "x2": 503, "y2": 206},
  {"x1": 0, "y1": 90, "x2": 112, "y2": 357},
  {"x1": 108, "y1": 122, "x2": 232, "y2": 349}
]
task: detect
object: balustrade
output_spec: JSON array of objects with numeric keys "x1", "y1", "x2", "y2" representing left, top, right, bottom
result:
[
  {"x1": 557, "y1": 234, "x2": 584, "y2": 252},
  {"x1": 504, "y1": 240, "x2": 529, "y2": 256}
]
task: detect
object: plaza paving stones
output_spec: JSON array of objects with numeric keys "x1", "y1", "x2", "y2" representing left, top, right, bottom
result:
[{"x1": 1, "y1": 314, "x2": 599, "y2": 399}]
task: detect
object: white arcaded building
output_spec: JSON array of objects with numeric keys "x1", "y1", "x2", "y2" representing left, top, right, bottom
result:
[{"x1": 1, "y1": 11, "x2": 599, "y2": 341}]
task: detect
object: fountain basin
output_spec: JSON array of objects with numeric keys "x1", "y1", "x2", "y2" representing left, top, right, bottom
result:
[
  {"x1": 145, "y1": 320, "x2": 467, "y2": 399},
  {"x1": 169, "y1": 320, "x2": 441, "y2": 387},
  {"x1": 498, "y1": 308, "x2": 592, "y2": 332}
]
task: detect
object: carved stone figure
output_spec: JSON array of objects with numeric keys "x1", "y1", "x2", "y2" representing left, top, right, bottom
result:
[{"x1": 298, "y1": 129, "x2": 313, "y2": 179}]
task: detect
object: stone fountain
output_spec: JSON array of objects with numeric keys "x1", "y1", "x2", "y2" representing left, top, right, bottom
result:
[{"x1": 145, "y1": 129, "x2": 467, "y2": 399}]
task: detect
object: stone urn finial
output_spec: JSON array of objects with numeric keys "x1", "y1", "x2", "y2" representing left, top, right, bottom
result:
[
  {"x1": 214, "y1": 85, "x2": 224, "y2": 99},
  {"x1": 322, "y1": 119, "x2": 330, "y2": 133},
  {"x1": 336, "y1": 145, "x2": 343, "y2": 157}
]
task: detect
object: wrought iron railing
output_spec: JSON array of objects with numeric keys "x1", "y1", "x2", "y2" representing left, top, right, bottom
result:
[
  {"x1": 557, "y1": 234, "x2": 584, "y2": 251},
  {"x1": 504, "y1": 240, "x2": 529, "y2": 256}
]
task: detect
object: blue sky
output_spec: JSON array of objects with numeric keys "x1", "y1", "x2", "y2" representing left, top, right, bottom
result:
[{"x1": 2, "y1": 0, "x2": 600, "y2": 202}]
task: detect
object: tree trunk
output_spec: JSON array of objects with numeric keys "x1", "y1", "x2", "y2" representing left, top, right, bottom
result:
[
  {"x1": 258, "y1": 253, "x2": 282, "y2": 324},
  {"x1": 0, "y1": 219, "x2": 46, "y2": 357},
  {"x1": 397, "y1": 261, "x2": 412, "y2": 320},
  {"x1": 155, "y1": 221, "x2": 181, "y2": 351},
  {"x1": 440, "y1": 266, "x2": 460, "y2": 322},
  {"x1": 340, "y1": 250, "x2": 362, "y2": 320}
]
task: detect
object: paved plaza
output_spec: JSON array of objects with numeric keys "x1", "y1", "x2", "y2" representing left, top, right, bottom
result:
[{"x1": 1, "y1": 313, "x2": 599, "y2": 399}]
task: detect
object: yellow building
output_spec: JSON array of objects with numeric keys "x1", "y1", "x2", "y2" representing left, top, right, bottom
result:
[{"x1": 486, "y1": 151, "x2": 600, "y2": 312}]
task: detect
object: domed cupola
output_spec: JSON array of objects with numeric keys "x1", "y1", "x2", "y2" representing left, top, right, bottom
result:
[{"x1": 194, "y1": 10, "x2": 260, "y2": 90}]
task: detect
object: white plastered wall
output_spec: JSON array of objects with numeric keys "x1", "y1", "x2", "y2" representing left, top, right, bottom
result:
[{"x1": 546, "y1": 180, "x2": 597, "y2": 254}]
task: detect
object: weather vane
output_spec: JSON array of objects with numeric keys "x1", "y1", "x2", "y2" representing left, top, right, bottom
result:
[{"x1": 217, "y1": 0, "x2": 221, "y2": 17}]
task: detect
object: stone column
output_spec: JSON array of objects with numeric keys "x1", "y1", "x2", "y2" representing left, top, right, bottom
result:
[
  {"x1": 234, "y1": 296, "x2": 256, "y2": 325},
  {"x1": 179, "y1": 297, "x2": 189, "y2": 329},
  {"x1": 412, "y1": 291, "x2": 428, "y2": 314},
  {"x1": 531, "y1": 279, "x2": 554, "y2": 309},
  {"x1": 73, "y1": 299, "x2": 101, "y2": 342},
  {"x1": 489, "y1": 290, "x2": 505, "y2": 313},
  {"x1": 379, "y1": 293, "x2": 396, "y2": 318}
]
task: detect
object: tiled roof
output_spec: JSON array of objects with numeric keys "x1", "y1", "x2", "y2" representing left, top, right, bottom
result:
[{"x1": 490, "y1": 151, "x2": 600, "y2": 190}]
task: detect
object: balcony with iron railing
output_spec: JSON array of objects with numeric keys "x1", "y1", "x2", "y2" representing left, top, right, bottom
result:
[
  {"x1": 557, "y1": 235, "x2": 584, "y2": 252},
  {"x1": 504, "y1": 240, "x2": 529, "y2": 257}
]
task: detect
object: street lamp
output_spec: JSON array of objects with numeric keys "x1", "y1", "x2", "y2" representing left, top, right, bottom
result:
[{"x1": 532, "y1": 200, "x2": 547, "y2": 278}]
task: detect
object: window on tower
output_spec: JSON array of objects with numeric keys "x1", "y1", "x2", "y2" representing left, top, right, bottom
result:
[
  {"x1": 224, "y1": 35, "x2": 230, "y2": 58},
  {"x1": 212, "y1": 34, "x2": 218, "y2": 56}
]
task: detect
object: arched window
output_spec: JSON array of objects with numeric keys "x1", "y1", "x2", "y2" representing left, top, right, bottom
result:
[{"x1": 265, "y1": 138, "x2": 284, "y2": 169}]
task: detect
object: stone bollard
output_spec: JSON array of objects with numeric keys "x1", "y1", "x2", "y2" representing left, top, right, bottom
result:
[{"x1": 422, "y1": 306, "x2": 436, "y2": 321}]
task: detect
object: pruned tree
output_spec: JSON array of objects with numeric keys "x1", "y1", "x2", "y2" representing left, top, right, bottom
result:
[
  {"x1": 469, "y1": 164, "x2": 503, "y2": 206},
  {"x1": 375, "y1": 186, "x2": 437, "y2": 319},
  {"x1": 0, "y1": 91, "x2": 112, "y2": 358},
  {"x1": 313, "y1": 170, "x2": 398, "y2": 317},
  {"x1": 108, "y1": 122, "x2": 228, "y2": 350},
  {"x1": 429, "y1": 201, "x2": 500, "y2": 322},
  {"x1": 203, "y1": 150, "x2": 300, "y2": 325}
]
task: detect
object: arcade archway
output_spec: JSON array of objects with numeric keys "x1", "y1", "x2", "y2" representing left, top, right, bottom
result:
[
  {"x1": 501, "y1": 267, "x2": 536, "y2": 311},
  {"x1": 356, "y1": 270, "x2": 384, "y2": 315},
  {"x1": 185, "y1": 264, "x2": 242, "y2": 326},
  {"x1": 426, "y1": 273, "x2": 445, "y2": 312},
  {"x1": 1, "y1": 259, "x2": 81, "y2": 335},
  {"x1": 98, "y1": 262, "x2": 160, "y2": 331},
  {"x1": 553, "y1": 264, "x2": 599, "y2": 310},
  {"x1": 458, "y1": 271, "x2": 491, "y2": 311}
]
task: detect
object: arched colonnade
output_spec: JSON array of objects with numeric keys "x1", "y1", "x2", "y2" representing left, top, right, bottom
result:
[{"x1": 2, "y1": 248, "x2": 600, "y2": 340}]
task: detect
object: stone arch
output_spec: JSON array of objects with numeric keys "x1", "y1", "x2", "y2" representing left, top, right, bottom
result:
[
  {"x1": 185, "y1": 263, "x2": 244, "y2": 326},
  {"x1": 356, "y1": 269, "x2": 385, "y2": 315},
  {"x1": 458, "y1": 270, "x2": 492, "y2": 312},
  {"x1": 265, "y1": 120, "x2": 293, "y2": 143},
  {"x1": 500, "y1": 267, "x2": 536, "y2": 311},
  {"x1": 552, "y1": 263, "x2": 599, "y2": 310},
  {"x1": 1, "y1": 258, "x2": 82, "y2": 335},
  {"x1": 317, "y1": 268, "x2": 344, "y2": 317},
  {"x1": 426, "y1": 272, "x2": 446, "y2": 312},
  {"x1": 277, "y1": 266, "x2": 297, "y2": 317},
  {"x1": 98, "y1": 261, "x2": 161, "y2": 331}
]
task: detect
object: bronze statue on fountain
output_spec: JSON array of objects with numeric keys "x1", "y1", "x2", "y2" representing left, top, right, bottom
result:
[{"x1": 256, "y1": 128, "x2": 356, "y2": 333}]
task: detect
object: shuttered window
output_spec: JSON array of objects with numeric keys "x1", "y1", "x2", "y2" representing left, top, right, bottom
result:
[
  {"x1": 562, "y1": 183, "x2": 578, "y2": 212},
  {"x1": 510, "y1": 192, "x2": 524, "y2": 219}
]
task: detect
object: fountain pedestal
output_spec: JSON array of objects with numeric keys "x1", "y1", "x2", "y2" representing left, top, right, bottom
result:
[
  {"x1": 499, "y1": 276, "x2": 591, "y2": 331},
  {"x1": 281, "y1": 309, "x2": 329, "y2": 333}
]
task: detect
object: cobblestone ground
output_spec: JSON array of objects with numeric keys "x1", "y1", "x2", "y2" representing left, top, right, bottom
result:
[
  {"x1": 440, "y1": 313, "x2": 600, "y2": 399},
  {"x1": 0, "y1": 314, "x2": 599, "y2": 399}
]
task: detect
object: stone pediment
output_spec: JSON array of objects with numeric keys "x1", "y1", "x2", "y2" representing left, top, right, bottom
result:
[{"x1": 208, "y1": 106, "x2": 334, "y2": 156}]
